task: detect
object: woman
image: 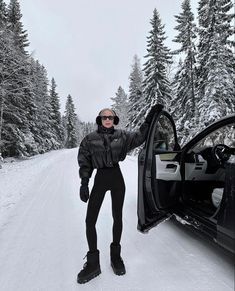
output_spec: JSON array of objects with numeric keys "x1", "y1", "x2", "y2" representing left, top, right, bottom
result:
[{"x1": 77, "y1": 104, "x2": 158, "y2": 284}]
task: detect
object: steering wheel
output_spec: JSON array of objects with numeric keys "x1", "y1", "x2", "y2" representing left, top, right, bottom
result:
[{"x1": 211, "y1": 144, "x2": 231, "y2": 166}]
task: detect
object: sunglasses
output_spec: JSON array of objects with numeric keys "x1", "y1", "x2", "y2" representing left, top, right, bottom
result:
[{"x1": 100, "y1": 115, "x2": 114, "y2": 121}]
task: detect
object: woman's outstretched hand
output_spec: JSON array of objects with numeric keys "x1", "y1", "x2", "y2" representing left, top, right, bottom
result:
[
  {"x1": 145, "y1": 104, "x2": 163, "y2": 124},
  {"x1": 80, "y1": 185, "x2": 89, "y2": 203}
]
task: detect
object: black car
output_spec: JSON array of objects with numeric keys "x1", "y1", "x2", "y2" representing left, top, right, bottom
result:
[{"x1": 137, "y1": 105, "x2": 235, "y2": 254}]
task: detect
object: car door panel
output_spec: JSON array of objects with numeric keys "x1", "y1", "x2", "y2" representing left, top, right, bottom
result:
[
  {"x1": 185, "y1": 162, "x2": 225, "y2": 181},
  {"x1": 138, "y1": 108, "x2": 181, "y2": 232},
  {"x1": 155, "y1": 155, "x2": 181, "y2": 180}
]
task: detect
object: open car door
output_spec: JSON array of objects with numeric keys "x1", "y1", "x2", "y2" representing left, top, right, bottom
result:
[{"x1": 138, "y1": 105, "x2": 181, "y2": 232}]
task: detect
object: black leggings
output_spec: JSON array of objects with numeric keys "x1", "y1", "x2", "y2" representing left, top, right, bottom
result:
[{"x1": 85, "y1": 165, "x2": 126, "y2": 252}]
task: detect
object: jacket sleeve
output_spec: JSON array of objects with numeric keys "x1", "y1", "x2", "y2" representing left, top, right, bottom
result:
[
  {"x1": 77, "y1": 137, "x2": 93, "y2": 180},
  {"x1": 125, "y1": 121, "x2": 150, "y2": 152}
]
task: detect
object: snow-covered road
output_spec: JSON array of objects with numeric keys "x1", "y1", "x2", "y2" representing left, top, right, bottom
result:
[{"x1": 0, "y1": 149, "x2": 234, "y2": 291}]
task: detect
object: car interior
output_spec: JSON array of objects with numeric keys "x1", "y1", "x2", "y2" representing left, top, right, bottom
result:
[
  {"x1": 182, "y1": 124, "x2": 235, "y2": 219},
  {"x1": 151, "y1": 117, "x2": 235, "y2": 220}
]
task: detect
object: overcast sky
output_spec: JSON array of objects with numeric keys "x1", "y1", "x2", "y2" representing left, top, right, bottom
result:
[{"x1": 16, "y1": 0, "x2": 198, "y2": 122}]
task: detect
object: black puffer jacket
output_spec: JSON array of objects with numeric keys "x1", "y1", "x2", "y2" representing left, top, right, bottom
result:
[{"x1": 77, "y1": 122, "x2": 150, "y2": 179}]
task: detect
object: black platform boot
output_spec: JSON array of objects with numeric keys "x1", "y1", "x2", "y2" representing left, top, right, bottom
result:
[
  {"x1": 77, "y1": 250, "x2": 101, "y2": 284},
  {"x1": 110, "y1": 243, "x2": 126, "y2": 275}
]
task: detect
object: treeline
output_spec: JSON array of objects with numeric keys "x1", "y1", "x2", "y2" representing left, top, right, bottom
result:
[
  {"x1": 111, "y1": 0, "x2": 234, "y2": 145},
  {"x1": 0, "y1": 0, "x2": 234, "y2": 158},
  {"x1": 0, "y1": 0, "x2": 92, "y2": 158}
]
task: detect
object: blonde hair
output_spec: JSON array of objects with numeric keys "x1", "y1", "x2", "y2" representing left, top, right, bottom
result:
[{"x1": 98, "y1": 108, "x2": 116, "y2": 116}]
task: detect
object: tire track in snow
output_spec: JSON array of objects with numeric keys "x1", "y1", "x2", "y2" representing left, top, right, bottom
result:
[{"x1": 0, "y1": 148, "x2": 80, "y2": 291}]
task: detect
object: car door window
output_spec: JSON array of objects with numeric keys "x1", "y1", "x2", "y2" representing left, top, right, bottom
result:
[{"x1": 153, "y1": 114, "x2": 175, "y2": 153}]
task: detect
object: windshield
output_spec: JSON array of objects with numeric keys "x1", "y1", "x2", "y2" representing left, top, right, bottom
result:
[{"x1": 190, "y1": 123, "x2": 235, "y2": 152}]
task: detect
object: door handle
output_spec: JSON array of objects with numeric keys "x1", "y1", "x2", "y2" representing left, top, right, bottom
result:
[{"x1": 166, "y1": 164, "x2": 177, "y2": 169}]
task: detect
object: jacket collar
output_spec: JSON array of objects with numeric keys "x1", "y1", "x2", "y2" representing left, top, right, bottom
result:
[{"x1": 97, "y1": 125, "x2": 115, "y2": 134}]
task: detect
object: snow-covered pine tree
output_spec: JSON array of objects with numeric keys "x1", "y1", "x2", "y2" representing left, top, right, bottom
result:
[
  {"x1": 63, "y1": 108, "x2": 83, "y2": 146},
  {"x1": 27, "y1": 59, "x2": 45, "y2": 153},
  {"x1": 75, "y1": 116, "x2": 84, "y2": 144},
  {"x1": 111, "y1": 86, "x2": 129, "y2": 129},
  {"x1": 0, "y1": 0, "x2": 9, "y2": 153},
  {"x1": 30, "y1": 60, "x2": 56, "y2": 153},
  {"x1": 1, "y1": 0, "x2": 66, "y2": 157},
  {"x1": 0, "y1": 56, "x2": 34, "y2": 157},
  {"x1": 197, "y1": 0, "x2": 235, "y2": 129},
  {"x1": 127, "y1": 55, "x2": 145, "y2": 130},
  {"x1": 0, "y1": 0, "x2": 7, "y2": 28},
  {"x1": 19, "y1": 56, "x2": 39, "y2": 155},
  {"x1": 0, "y1": 0, "x2": 38, "y2": 157},
  {"x1": 79, "y1": 121, "x2": 96, "y2": 140},
  {"x1": 172, "y1": 0, "x2": 197, "y2": 144},
  {"x1": 80, "y1": 122, "x2": 88, "y2": 138},
  {"x1": 0, "y1": 29, "x2": 33, "y2": 156},
  {"x1": 171, "y1": 59, "x2": 185, "y2": 127},
  {"x1": 49, "y1": 78, "x2": 64, "y2": 147},
  {"x1": 64, "y1": 94, "x2": 79, "y2": 148},
  {"x1": 7, "y1": 0, "x2": 29, "y2": 53},
  {"x1": 142, "y1": 8, "x2": 172, "y2": 113}
]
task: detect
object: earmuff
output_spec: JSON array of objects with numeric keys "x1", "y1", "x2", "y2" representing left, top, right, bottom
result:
[{"x1": 96, "y1": 108, "x2": 119, "y2": 125}]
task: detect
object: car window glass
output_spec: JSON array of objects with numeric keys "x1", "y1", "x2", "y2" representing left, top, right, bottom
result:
[
  {"x1": 191, "y1": 123, "x2": 235, "y2": 152},
  {"x1": 153, "y1": 115, "x2": 175, "y2": 152}
]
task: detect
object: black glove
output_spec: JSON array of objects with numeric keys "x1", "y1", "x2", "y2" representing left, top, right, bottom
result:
[
  {"x1": 145, "y1": 104, "x2": 164, "y2": 124},
  {"x1": 80, "y1": 178, "x2": 89, "y2": 203}
]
